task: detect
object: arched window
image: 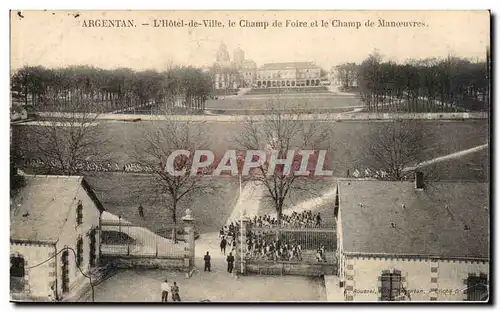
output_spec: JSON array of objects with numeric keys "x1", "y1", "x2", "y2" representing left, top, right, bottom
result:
[
  {"x1": 76, "y1": 200, "x2": 83, "y2": 226},
  {"x1": 292, "y1": 81, "x2": 296, "y2": 87},
  {"x1": 257, "y1": 81, "x2": 262, "y2": 88},
  {"x1": 10, "y1": 255, "x2": 25, "y2": 292}
]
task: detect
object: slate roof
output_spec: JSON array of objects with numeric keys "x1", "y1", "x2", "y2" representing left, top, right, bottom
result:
[
  {"x1": 338, "y1": 179, "x2": 489, "y2": 259},
  {"x1": 10, "y1": 175, "x2": 104, "y2": 243}
]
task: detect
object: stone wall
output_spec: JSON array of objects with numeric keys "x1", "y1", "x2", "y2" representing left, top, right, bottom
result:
[
  {"x1": 246, "y1": 261, "x2": 337, "y2": 277},
  {"x1": 101, "y1": 255, "x2": 187, "y2": 271}
]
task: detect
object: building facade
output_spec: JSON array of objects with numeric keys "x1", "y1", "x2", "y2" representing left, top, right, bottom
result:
[
  {"x1": 255, "y1": 62, "x2": 322, "y2": 88},
  {"x1": 10, "y1": 175, "x2": 104, "y2": 302},
  {"x1": 238, "y1": 60, "x2": 257, "y2": 88},
  {"x1": 334, "y1": 175, "x2": 489, "y2": 302}
]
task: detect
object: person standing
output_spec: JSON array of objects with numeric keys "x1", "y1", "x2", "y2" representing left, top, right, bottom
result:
[
  {"x1": 171, "y1": 282, "x2": 181, "y2": 302},
  {"x1": 226, "y1": 252, "x2": 235, "y2": 273},
  {"x1": 315, "y1": 213, "x2": 322, "y2": 227},
  {"x1": 220, "y1": 237, "x2": 227, "y2": 255},
  {"x1": 161, "y1": 279, "x2": 170, "y2": 302},
  {"x1": 203, "y1": 251, "x2": 211, "y2": 272},
  {"x1": 138, "y1": 204, "x2": 145, "y2": 219}
]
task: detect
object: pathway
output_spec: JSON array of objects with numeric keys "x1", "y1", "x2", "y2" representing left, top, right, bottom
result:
[
  {"x1": 402, "y1": 143, "x2": 488, "y2": 173},
  {"x1": 194, "y1": 181, "x2": 265, "y2": 265},
  {"x1": 100, "y1": 212, "x2": 185, "y2": 256}
]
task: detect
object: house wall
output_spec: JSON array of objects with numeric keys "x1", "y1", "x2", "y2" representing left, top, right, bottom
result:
[
  {"x1": 342, "y1": 255, "x2": 489, "y2": 302},
  {"x1": 336, "y1": 209, "x2": 344, "y2": 286},
  {"x1": 10, "y1": 242, "x2": 54, "y2": 300},
  {"x1": 54, "y1": 184, "x2": 101, "y2": 300}
]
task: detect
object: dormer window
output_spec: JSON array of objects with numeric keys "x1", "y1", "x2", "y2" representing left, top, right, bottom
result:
[{"x1": 76, "y1": 200, "x2": 83, "y2": 225}]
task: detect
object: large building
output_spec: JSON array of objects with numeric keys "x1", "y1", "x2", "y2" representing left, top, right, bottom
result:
[
  {"x1": 255, "y1": 62, "x2": 322, "y2": 88},
  {"x1": 10, "y1": 175, "x2": 104, "y2": 301},
  {"x1": 238, "y1": 59, "x2": 257, "y2": 88},
  {"x1": 333, "y1": 173, "x2": 489, "y2": 302},
  {"x1": 212, "y1": 43, "x2": 323, "y2": 90}
]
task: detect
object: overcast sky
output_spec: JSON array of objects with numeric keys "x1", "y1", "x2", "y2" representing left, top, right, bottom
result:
[{"x1": 10, "y1": 10, "x2": 490, "y2": 71}]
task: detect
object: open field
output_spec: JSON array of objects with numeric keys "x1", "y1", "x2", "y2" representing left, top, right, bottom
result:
[
  {"x1": 83, "y1": 173, "x2": 241, "y2": 234},
  {"x1": 205, "y1": 94, "x2": 362, "y2": 111}
]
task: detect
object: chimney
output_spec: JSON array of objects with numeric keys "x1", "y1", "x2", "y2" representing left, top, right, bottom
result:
[{"x1": 415, "y1": 171, "x2": 424, "y2": 190}]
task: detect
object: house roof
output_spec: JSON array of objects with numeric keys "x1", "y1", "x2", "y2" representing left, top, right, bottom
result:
[
  {"x1": 338, "y1": 179, "x2": 489, "y2": 259},
  {"x1": 259, "y1": 62, "x2": 319, "y2": 70},
  {"x1": 10, "y1": 175, "x2": 104, "y2": 243}
]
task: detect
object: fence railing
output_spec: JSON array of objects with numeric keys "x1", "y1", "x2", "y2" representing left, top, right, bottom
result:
[
  {"x1": 100, "y1": 221, "x2": 186, "y2": 259},
  {"x1": 244, "y1": 226, "x2": 337, "y2": 265}
]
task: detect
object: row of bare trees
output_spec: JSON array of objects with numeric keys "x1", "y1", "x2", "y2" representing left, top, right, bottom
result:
[
  {"x1": 336, "y1": 50, "x2": 490, "y2": 113},
  {"x1": 10, "y1": 65, "x2": 213, "y2": 113}
]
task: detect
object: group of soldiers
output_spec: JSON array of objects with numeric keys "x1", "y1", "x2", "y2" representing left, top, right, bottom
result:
[
  {"x1": 247, "y1": 210, "x2": 323, "y2": 229},
  {"x1": 246, "y1": 230, "x2": 304, "y2": 262}
]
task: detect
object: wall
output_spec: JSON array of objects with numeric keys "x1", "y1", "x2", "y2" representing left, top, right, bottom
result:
[
  {"x1": 10, "y1": 242, "x2": 53, "y2": 300},
  {"x1": 101, "y1": 255, "x2": 187, "y2": 270},
  {"x1": 55, "y1": 182, "x2": 101, "y2": 300},
  {"x1": 437, "y1": 260, "x2": 489, "y2": 301},
  {"x1": 336, "y1": 209, "x2": 344, "y2": 286},
  {"x1": 246, "y1": 261, "x2": 337, "y2": 277},
  {"x1": 343, "y1": 255, "x2": 489, "y2": 302}
]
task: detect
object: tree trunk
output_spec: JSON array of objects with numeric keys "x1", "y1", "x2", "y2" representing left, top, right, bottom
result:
[{"x1": 171, "y1": 200, "x2": 178, "y2": 243}]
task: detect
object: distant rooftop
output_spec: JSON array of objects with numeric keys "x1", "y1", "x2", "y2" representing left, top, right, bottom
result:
[
  {"x1": 10, "y1": 175, "x2": 104, "y2": 243},
  {"x1": 259, "y1": 62, "x2": 319, "y2": 70},
  {"x1": 338, "y1": 179, "x2": 489, "y2": 259}
]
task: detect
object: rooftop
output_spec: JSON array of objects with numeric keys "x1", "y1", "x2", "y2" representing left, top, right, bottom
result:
[
  {"x1": 10, "y1": 175, "x2": 104, "y2": 243},
  {"x1": 259, "y1": 62, "x2": 319, "y2": 70},
  {"x1": 338, "y1": 179, "x2": 489, "y2": 259}
]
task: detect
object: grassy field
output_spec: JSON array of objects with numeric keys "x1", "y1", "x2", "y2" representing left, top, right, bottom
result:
[
  {"x1": 205, "y1": 94, "x2": 362, "y2": 110},
  {"x1": 85, "y1": 173, "x2": 241, "y2": 234}
]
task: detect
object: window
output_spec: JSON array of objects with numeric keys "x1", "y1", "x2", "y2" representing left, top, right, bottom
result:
[
  {"x1": 76, "y1": 200, "x2": 83, "y2": 225},
  {"x1": 10, "y1": 256, "x2": 25, "y2": 292},
  {"x1": 466, "y1": 274, "x2": 488, "y2": 301},
  {"x1": 76, "y1": 237, "x2": 84, "y2": 267},
  {"x1": 380, "y1": 270, "x2": 402, "y2": 301}
]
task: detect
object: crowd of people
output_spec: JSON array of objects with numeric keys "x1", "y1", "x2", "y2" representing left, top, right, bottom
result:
[
  {"x1": 348, "y1": 167, "x2": 409, "y2": 180},
  {"x1": 25, "y1": 158, "x2": 159, "y2": 173},
  {"x1": 247, "y1": 210, "x2": 324, "y2": 229},
  {"x1": 245, "y1": 229, "x2": 303, "y2": 262},
  {"x1": 219, "y1": 222, "x2": 240, "y2": 256},
  {"x1": 220, "y1": 211, "x2": 331, "y2": 263},
  {"x1": 26, "y1": 158, "x2": 121, "y2": 172}
]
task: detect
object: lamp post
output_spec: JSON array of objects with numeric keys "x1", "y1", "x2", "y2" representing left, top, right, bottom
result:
[{"x1": 236, "y1": 154, "x2": 245, "y2": 275}]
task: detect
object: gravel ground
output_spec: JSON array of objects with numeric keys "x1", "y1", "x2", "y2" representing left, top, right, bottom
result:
[{"x1": 82, "y1": 269, "x2": 326, "y2": 302}]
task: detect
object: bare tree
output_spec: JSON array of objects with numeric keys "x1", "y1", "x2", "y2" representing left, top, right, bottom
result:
[
  {"x1": 234, "y1": 102, "x2": 332, "y2": 222},
  {"x1": 13, "y1": 98, "x2": 114, "y2": 176},
  {"x1": 362, "y1": 119, "x2": 432, "y2": 180},
  {"x1": 133, "y1": 113, "x2": 214, "y2": 241}
]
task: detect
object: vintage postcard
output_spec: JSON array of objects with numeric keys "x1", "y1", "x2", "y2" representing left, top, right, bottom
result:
[{"x1": 9, "y1": 10, "x2": 490, "y2": 303}]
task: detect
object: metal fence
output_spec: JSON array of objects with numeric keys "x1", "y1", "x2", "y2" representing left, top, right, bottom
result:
[{"x1": 100, "y1": 220, "x2": 186, "y2": 259}]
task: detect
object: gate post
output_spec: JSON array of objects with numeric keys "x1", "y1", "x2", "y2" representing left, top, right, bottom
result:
[
  {"x1": 236, "y1": 212, "x2": 249, "y2": 278},
  {"x1": 182, "y1": 209, "x2": 195, "y2": 278}
]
